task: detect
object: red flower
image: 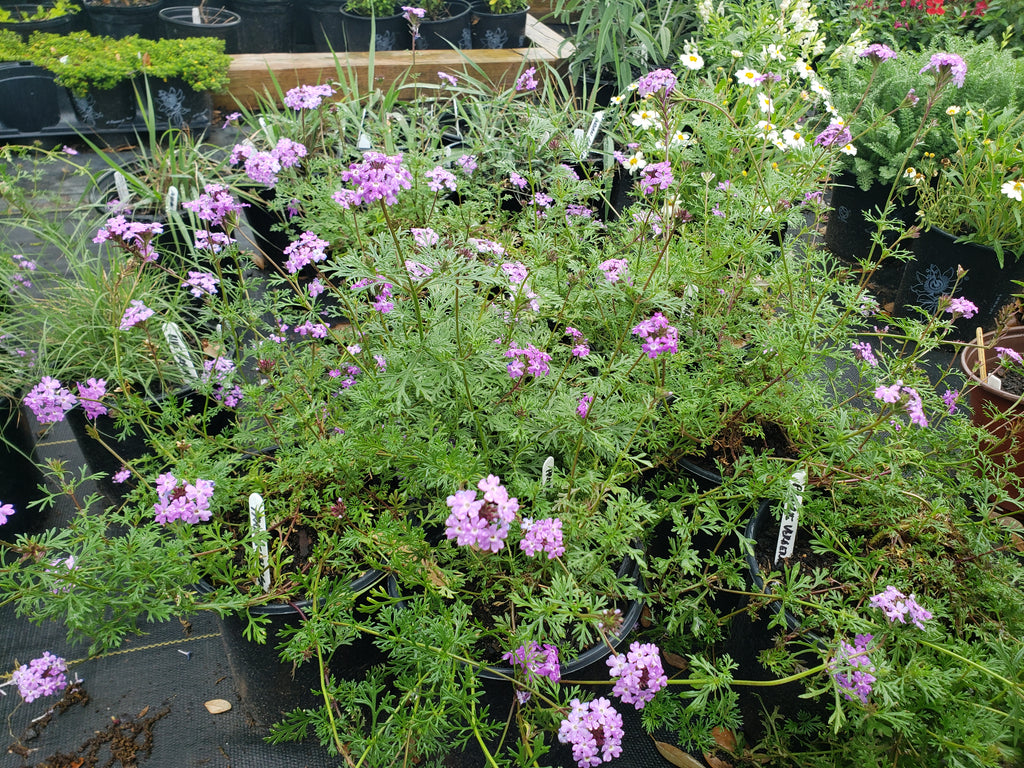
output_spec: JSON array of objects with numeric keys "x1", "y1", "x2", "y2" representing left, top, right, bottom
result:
[{"x1": 925, "y1": 0, "x2": 944, "y2": 13}]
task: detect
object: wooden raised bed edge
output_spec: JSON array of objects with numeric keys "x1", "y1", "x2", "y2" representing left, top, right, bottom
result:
[{"x1": 215, "y1": 14, "x2": 573, "y2": 110}]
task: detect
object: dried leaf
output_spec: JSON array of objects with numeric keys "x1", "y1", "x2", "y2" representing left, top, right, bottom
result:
[
  {"x1": 653, "y1": 740, "x2": 705, "y2": 768},
  {"x1": 712, "y1": 726, "x2": 737, "y2": 752},
  {"x1": 204, "y1": 699, "x2": 232, "y2": 714},
  {"x1": 663, "y1": 651, "x2": 689, "y2": 670}
]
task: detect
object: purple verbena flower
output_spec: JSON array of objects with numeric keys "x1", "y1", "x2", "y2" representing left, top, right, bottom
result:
[
  {"x1": 607, "y1": 642, "x2": 668, "y2": 709},
  {"x1": 333, "y1": 152, "x2": 412, "y2": 208},
  {"x1": 283, "y1": 230, "x2": 329, "y2": 274},
  {"x1": 515, "y1": 67, "x2": 538, "y2": 92},
  {"x1": 852, "y1": 341, "x2": 878, "y2": 366},
  {"x1": 194, "y1": 230, "x2": 236, "y2": 253},
  {"x1": 24, "y1": 377, "x2": 77, "y2": 424},
  {"x1": 294, "y1": 320, "x2": 330, "y2": 338},
  {"x1": 411, "y1": 227, "x2": 440, "y2": 248},
  {"x1": 182, "y1": 183, "x2": 246, "y2": 227},
  {"x1": 272, "y1": 137, "x2": 308, "y2": 169},
  {"x1": 858, "y1": 43, "x2": 897, "y2": 62},
  {"x1": 566, "y1": 327, "x2": 590, "y2": 357},
  {"x1": 283, "y1": 83, "x2": 334, "y2": 110},
  {"x1": 942, "y1": 388, "x2": 959, "y2": 414},
  {"x1": 405, "y1": 260, "x2": 433, "y2": 278},
  {"x1": 76, "y1": 378, "x2": 108, "y2": 420},
  {"x1": 577, "y1": 394, "x2": 594, "y2": 419},
  {"x1": 456, "y1": 155, "x2": 477, "y2": 175},
  {"x1": 557, "y1": 697, "x2": 624, "y2": 767},
  {"x1": 438, "y1": 71, "x2": 458, "y2": 87},
  {"x1": 505, "y1": 343, "x2": 552, "y2": 378},
  {"x1": 202, "y1": 357, "x2": 243, "y2": 407},
  {"x1": 919, "y1": 52, "x2": 967, "y2": 89},
  {"x1": 502, "y1": 261, "x2": 529, "y2": 285},
  {"x1": 519, "y1": 516, "x2": 565, "y2": 558},
  {"x1": 184, "y1": 271, "x2": 220, "y2": 297},
  {"x1": 997, "y1": 346, "x2": 1024, "y2": 365},
  {"x1": 873, "y1": 381, "x2": 903, "y2": 403},
  {"x1": 636, "y1": 68, "x2": 677, "y2": 98},
  {"x1": 425, "y1": 165, "x2": 458, "y2": 193},
  {"x1": 831, "y1": 634, "x2": 876, "y2": 704},
  {"x1": 0, "y1": 500, "x2": 15, "y2": 525},
  {"x1": 468, "y1": 237, "x2": 505, "y2": 256},
  {"x1": 93, "y1": 217, "x2": 163, "y2": 262},
  {"x1": 503, "y1": 641, "x2": 561, "y2": 682},
  {"x1": 153, "y1": 473, "x2": 215, "y2": 525},
  {"x1": 509, "y1": 171, "x2": 528, "y2": 189},
  {"x1": 10, "y1": 652, "x2": 67, "y2": 703},
  {"x1": 112, "y1": 467, "x2": 131, "y2": 484},
  {"x1": 230, "y1": 144, "x2": 282, "y2": 186},
  {"x1": 598, "y1": 258, "x2": 629, "y2": 284},
  {"x1": 444, "y1": 475, "x2": 519, "y2": 552},
  {"x1": 869, "y1": 585, "x2": 932, "y2": 629},
  {"x1": 814, "y1": 121, "x2": 853, "y2": 148},
  {"x1": 640, "y1": 161, "x2": 674, "y2": 194},
  {"x1": 631, "y1": 312, "x2": 679, "y2": 359},
  {"x1": 946, "y1": 296, "x2": 978, "y2": 318},
  {"x1": 119, "y1": 299, "x2": 154, "y2": 331}
]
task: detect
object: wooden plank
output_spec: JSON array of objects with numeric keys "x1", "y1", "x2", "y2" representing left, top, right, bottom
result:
[{"x1": 213, "y1": 15, "x2": 573, "y2": 110}]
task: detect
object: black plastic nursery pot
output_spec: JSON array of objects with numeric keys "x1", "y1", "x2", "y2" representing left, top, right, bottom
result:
[
  {"x1": 325, "y1": 7, "x2": 410, "y2": 51},
  {"x1": 85, "y1": 0, "x2": 165, "y2": 38},
  {"x1": 68, "y1": 81, "x2": 137, "y2": 129},
  {"x1": 157, "y1": 5, "x2": 241, "y2": 53},
  {"x1": 469, "y1": 7, "x2": 526, "y2": 49},
  {"x1": 726, "y1": 500, "x2": 828, "y2": 742},
  {"x1": 895, "y1": 225, "x2": 1024, "y2": 340},
  {"x1": 0, "y1": 62, "x2": 62, "y2": 132},
  {"x1": 824, "y1": 173, "x2": 911, "y2": 304},
  {"x1": 0, "y1": 6, "x2": 79, "y2": 39},
  {"x1": 0, "y1": 398, "x2": 48, "y2": 539},
  {"x1": 418, "y1": 0, "x2": 471, "y2": 49},
  {"x1": 228, "y1": 0, "x2": 293, "y2": 52},
  {"x1": 137, "y1": 74, "x2": 214, "y2": 129},
  {"x1": 212, "y1": 570, "x2": 398, "y2": 728}
]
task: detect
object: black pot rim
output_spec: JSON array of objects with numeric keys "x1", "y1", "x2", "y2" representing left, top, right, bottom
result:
[{"x1": 158, "y1": 5, "x2": 241, "y2": 24}]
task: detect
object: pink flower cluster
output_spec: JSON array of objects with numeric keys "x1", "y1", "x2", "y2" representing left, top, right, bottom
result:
[
  {"x1": 426, "y1": 166, "x2": 457, "y2": 192},
  {"x1": 505, "y1": 343, "x2": 552, "y2": 378},
  {"x1": 444, "y1": 475, "x2": 520, "y2": 552},
  {"x1": 119, "y1": 299, "x2": 154, "y2": 331},
  {"x1": 0, "y1": 500, "x2": 14, "y2": 525},
  {"x1": 598, "y1": 258, "x2": 629, "y2": 284},
  {"x1": 202, "y1": 357, "x2": 243, "y2": 408},
  {"x1": 24, "y1": 377, "x2": 77, "y2": 424},
  {"x1": 869, "y1": 585, "x2": 932, "y2": 629},
  {"x1": 230, "y1": 138, "x2": 307, "y2": 187},
  {"x1": 10, "y1": 652, "x2": 68, "y2": 703},
  {"x1": 631, "y1": 312, "x2": 679, "y2": 359},
  {"x1": 184, "y1": 271, "x2": 220, "y2": 297},
  {"x1": 606, "y1": 641, "x2": 668, "y2": 709},
  {"x1": 283, "y1": 83, "x2": 334, "y2": 110},
  {"x1": 557, "y1": 697, "x2": 624, "y2": 767},
  {"x1": 636, "y1": 67, "x2": 677, "y2": 98},
  {"x1": 93, "y1": 216, "x2": 164, "y2": 262},
  {"x1": 502, "y1": 641, "x2": 561, "y2": 683},
  {"x1": 519, "y1": 516, "x2": 565, "y2": 558},
  {"x1": 153, "y1": 473, "x2": 215, "y2": 525},
  {"x1": 333, "y1": 151, "x2": 412, "y2": 208},
  {"x1": 76, "y1": 377, "x2": 108, "y2": 419},
  {"x1": 182, "y1": 183, "x2": 246, "y2": 227},
  {"x1": 873, "y1": 381, "x2": 927, "y2": 427},
  {"x1": 919, "y1": 52, "x2": 967, "y2": 89},
  {"x1": 283, "y1": 230, "x2": 330, "y2": 274},
  {"x1": 515, "y1": 66, "x2": 538, "y2": 92},
  {"x1": 565, "y1": 327, "x2": 590, "y2": 358},
  {"x1": 831, "y1": 633, "x2": 876, "y2": 704}
]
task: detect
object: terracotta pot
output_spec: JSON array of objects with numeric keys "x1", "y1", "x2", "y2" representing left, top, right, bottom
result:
[{"x1": 959, "y1": 327, "x2": 1024, "y2": 515}]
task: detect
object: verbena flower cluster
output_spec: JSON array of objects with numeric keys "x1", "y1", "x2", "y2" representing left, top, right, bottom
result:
[
  {"x1": 153, "y1": 473, "x2": 215, "y2": 525},
  {"x1": 9, "y1": 652, "x2": 68, "y2": 703}
]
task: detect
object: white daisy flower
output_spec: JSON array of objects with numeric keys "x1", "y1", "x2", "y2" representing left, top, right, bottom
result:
[
  {"x1": 735, "y1": 68, "x2": 761, "y2": 86},
  {"x1": 680, "y1": 52, "x2": 704, "y2": 70},
  {"x1": 757, "y1": 93, "x2": 774, "y2": 114},
  {"x1": 840, "y1": 143, "x2": 857, "y2": 156},
  {"x1": 1002, "y1": 179, "x2": 1024, "y2": 201},
  {"x1": 783, "y1": 128, "x2": 806, "y2": 149},
  {"x1": 624, "y1": 151, "x2": 648, "y2": 174}
]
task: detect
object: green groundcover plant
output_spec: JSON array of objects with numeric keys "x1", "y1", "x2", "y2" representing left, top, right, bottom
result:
[{"x1": 1, "y1": 3, "x2": 1023, "y2": 766}]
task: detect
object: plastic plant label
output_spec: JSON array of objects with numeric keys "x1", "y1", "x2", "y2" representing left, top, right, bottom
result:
[
  {"x1": 248, "y1": 492, "x2": 271, "y2": 593},
  {"x1": 162, "y1": 322, "x2": 198, "y2": 382},
  {"x1": 987, "y1": 373, "x2": 1003, "y2": 390},
  {"x1": 584, "y1": 110, "x2": 605, "y2": 150},
  {"x1": 774, "y1": 469, "x2": 807, "y2": 562},
  {"x1": 192, "y1": 6, "x2": 201, "y2": 22},
  {"x1": 541, "y1": 456, "x2": 555, "y2": 487},
  {"x1": 114, "y1": 171, "x2": 130, "y2": 205},
  {"x1": 165, "y1": 185, "x2": 179, "y2": 214}
]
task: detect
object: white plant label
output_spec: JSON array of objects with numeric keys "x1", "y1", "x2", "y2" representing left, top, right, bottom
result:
[
  {"x1": 165, "y1": 185, "x2": 179, "y2": 214},
  {"x1": 774, "y1": 469, "x2": 807, "y2": 562},
  {"x1": 162, "y1": 322, "x2": 198, "y2": 382},
  {"x1": 541, "y1": 456, "x2": 555, "y2": 487},
  {"x1": 248, "y1": 493, "x2": 271, "y2": 593},
  {"x1": 987, "y1": 373, "x2": 1003, "y2": 390},
  {"x1": 191, "y1": 6, "x2": 201, "y2": 22},
  {"x1": 114, "y1": 171, "x2": 130, "y2": 205},
  {"x1": 584, "y1": 110, "x2": 605, "y2": 150}
]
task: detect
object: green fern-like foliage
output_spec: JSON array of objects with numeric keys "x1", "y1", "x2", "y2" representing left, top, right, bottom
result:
[{"x1": 831, "y1": 36, "x2": 1024, "y2": 191}]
